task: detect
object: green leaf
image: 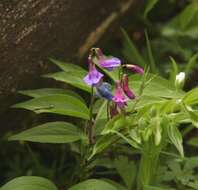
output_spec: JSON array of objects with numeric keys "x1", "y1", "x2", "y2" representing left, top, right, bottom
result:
[
  {"x1": 169, "y1": 57, "x2": 179, "y2": 83},
  {"x1": 167, "y1": 123, "x2": 184, "y2": 158},
  {"x1": 12, "y1": 94, "x2": 89, "y2": 120},
  {"x1": 88, "y1": 134, "x2": 116, "y2": 160},
  {"x1": 161, "y1": 3, "x2": 198, "y2": 38},
  {"x1": 144, "y1": 0, "x2": 159, "y2": 18},
  {"x1": 144, "y1": 185, "x2": 174, "y2": 190},
  {"x1": 49, "y1": 58, "x2": 87, "y2": 73},
  {"x1": 121, "y1": 29, "x2": 146, "y2": 67},
  {"x1": 182, "y1": 104, "x2": 198, "y2": 128},
  {"x1": 44, "y1": 72, "x2": 91, "y2": 92},
  {"x1": 114, "y1": 156, "x2": 136, "y2": 189},
  {"x1": 183, "y1": 87, "x2": 198, "y2": 105},
  {"x1": 129, "y1": 74, "x2": 184, "y2": 99},
  {"x1": 68, "y1": 179, "x2": 117, "y2": 190},
  {"x1": 102, "y1": 179, "x2": 128, "y2": 190},
  {"x1": 185, "y1": 52, "x2": 198, "y2": 75},
  {"x1": 1, "y1": 176, "x2": 58, "y2": 190},
  {"x1": 9, "y1": 122, "x2": 87, "y2": 143},
  {"x1": 145, "y1": 31, "x2": 158, "y2": 73},
  {"x1": 19, "y1": 88, "x2": 85, "y2": 102},
  {"x1": 101, "y1": 115, "x2": 126, "y2": 135},
  {"x1": 178, "y1": 3, "x2": 198, "y2": 30}
]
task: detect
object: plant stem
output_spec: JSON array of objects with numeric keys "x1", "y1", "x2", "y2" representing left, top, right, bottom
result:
[
  {"x1": 137, "y1": 145, "x2": 160, "y2": 190},
  {"x1": 88, "y1": 86, "x2": 95, "y2": 144}
]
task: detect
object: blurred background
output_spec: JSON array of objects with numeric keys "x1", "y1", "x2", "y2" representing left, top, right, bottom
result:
[{"x1": 0, "y1": 0, "x2": 197, "y2": 188}]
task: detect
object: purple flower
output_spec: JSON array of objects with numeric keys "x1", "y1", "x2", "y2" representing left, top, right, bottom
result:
[
  {"x1": 112, "y1": 81, "x2": 128, "y2": 108},
  {"x1": 95, "y1": 48, "x2": 121, "y2": 70},
  {"x1": 122, "y1": 74, "x2": 135, "y2": 99},
  {"x1": 84, "y1": 62, "x2": 103, "y2": 86},
  {"x1": 125, "y1": 64, "x2": 144, "y2": 75},
  {"x1": 98, "y1": 57, "x2": 121, "y2": 71}
]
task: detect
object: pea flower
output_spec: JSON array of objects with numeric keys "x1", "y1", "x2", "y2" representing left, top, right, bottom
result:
[
  {"x1": 96, "y1": 48, "x2": 121, "y2": 70},
  {"x1": 96, "y1": 82, "x2": 114, "y2": 100},
  {"x1": 98, "y1": 57, "x2": 121, "y2": 71},
  {"x1": 125, "y1": 64, "x2": 144, "y2": 75},
  {"x1": 122, "y1": 74, "x2": 135, "y2": 99},
  {"x1": 84, "y1": 61, "x2": 103, "y2": 86},
  {"x1": 112, "y1": 81, "x2": 128, "y2": 108}
]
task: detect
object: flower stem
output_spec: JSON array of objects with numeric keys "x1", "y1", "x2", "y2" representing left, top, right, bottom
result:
[{"x1": 88, "y1": 86, "x2": 95, "y2": 144}]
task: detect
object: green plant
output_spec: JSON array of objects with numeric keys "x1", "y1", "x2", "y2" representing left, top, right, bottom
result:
[{"x1": 1, "y1": 43, "x2": 197, "y2": 190}]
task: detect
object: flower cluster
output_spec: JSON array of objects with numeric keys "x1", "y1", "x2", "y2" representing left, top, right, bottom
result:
[{"x1": 83, "y1": 48, "x2": 144, "y2": 117}]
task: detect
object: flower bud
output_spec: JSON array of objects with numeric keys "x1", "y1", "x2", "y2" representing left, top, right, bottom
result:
[{"x1": 175, "y1": 72, "x2": 185, "y2": 89}]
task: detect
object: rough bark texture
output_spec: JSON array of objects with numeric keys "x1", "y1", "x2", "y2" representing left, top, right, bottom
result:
[{"x1": 0, "y1": 0, "x2": 138, "y2": 132}]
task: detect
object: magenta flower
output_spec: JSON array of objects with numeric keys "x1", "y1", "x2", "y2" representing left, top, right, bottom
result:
[
  {"x1": 125, "y1": 64, "x2": 144, "y2": 75},
  {"x1": 112, "y1": 81, "x2": 128, "y2": 108},
  {"x1": 122, "y1": 74, "x2": 135, "y2": 99},
  {"x1": 98, "y1": 57, "x2": 121, "y2": 71},
  {"x1": 84, "y1": 62, "x2": 104, "y2": 86}
]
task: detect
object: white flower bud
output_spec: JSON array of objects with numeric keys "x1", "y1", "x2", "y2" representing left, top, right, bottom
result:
[{"x1": 175, "y1": 72, "x2": 185, "y2": 89}]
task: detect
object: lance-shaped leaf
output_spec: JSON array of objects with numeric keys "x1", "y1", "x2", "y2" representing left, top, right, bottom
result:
[
  {"x1": 1, "y1": 176, "x2": 58, "y2": 190},
  {"x1": 49, "y1": 58, "x2": 87, "y2": 73},
  {"x1": 129, "y1": 74, "x2": 185, "y2": 99},
  {"x1": 44, "y1": 71, "x2": 91, "y2": 92},
  {"x1": 9, "y1": 122, "x2": 87, "y2": 143},
  {"x1": 114, "y1": 156, "x2": 136, "y2": 190},
  {"x1": 183, "y1": 87, "x2": 198, "y2": 105},
  {"x1": 19, "y1": 88, "x2": 85, "y2": 102},
  {"x1": 12, "y1": 94, "x2": 89, "y2": 120},
  {"x1": 167, "y1": 123, "x2": 184, "y2": 158},
  {"x1": 88, "y1": 134, "x2": 117, "y2": 160}
]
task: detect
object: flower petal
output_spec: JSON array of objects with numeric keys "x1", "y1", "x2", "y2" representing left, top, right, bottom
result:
[
  {"x1": 125, "y1": 64, "x2": 144, "y2": 75},
  {"x1": 99, "y1": 57, "x2": 121, "y2": 70}
]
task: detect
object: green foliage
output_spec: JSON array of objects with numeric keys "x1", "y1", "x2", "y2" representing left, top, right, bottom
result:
[
  {"x1": 9, "y1": 122, "x2": 87, "y2": 144},
  {"x1": 13, "y1": 94, "x2": 89, "y2": 119},
  {"x1": 3, "y1": 2, "x2": 198, "y2": 189},
  {"x1": 114, "y1": 156, "x2": 136, "y2": 189},
  {"x1": 121, "y1": 28, "x2": 146, "y2": 67},
  {"x1": 68, "y1": 179, "x2": 117, "y2": 190},
  {"x1": 144, "y1": 0, "x2": 159, "y2": 18},
  {"x1": 1, "y1": 176, "x2": 57, "y2": 190}
]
